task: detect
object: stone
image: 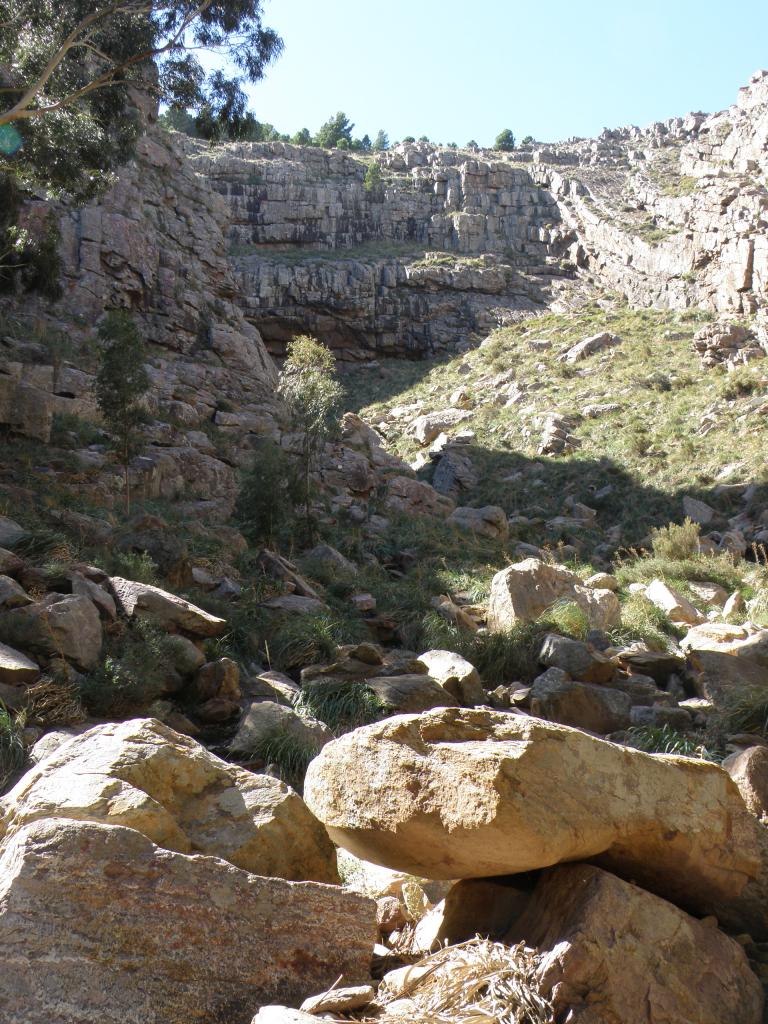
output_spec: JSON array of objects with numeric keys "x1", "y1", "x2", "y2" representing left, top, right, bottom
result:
[
  {"x1": 0, "y1": 594, "x2": 102, "y2": 670},
  {"x1": 70, "y1": 573, "x2": 117, "y2": 619},
  {"x1": 300, "y1": 985, "x2": 375, "y2": 1014},
  {"x1": 409, "y1": 409, "x2": 472, "y2": 445},
  {"x1": 416, "y1": 650, "x2": 486, "y2": 706},
  {"x1": 628, "y1": 705, "x2": 693, "y2": 730},
  {"x1": 0, "y1": 546, "x2": 24, "y2": 577},
  {"x1": 507, "y1": 864, "x2": 763, "y2": 1024},
  {"x1": 584, "y1": 572, "x2": 618, "y2": 591},
  {"x1": 530, "y1": 670, "x2": 631, "y2": 733},
  {"x1": 412, "y1": 877, "x2": 534, "y2": 952},
  {"x1": 644, "y1": 579, "x2": 704, "y2": 625},
  {"x1": 538, "y1": 633, "x2": 615, "y2": 683},
  {"x1": 303, "y1": 543, "x2": 358, "y2": 575},
  {"x1": 230, "y1": 701, "x2": 332, "y2": 757},
  {"x1": 252, "y1": 1010, "x2": 318, "y2": 1024},
  {"x1": 0, "y1": 516, "x2": 28, "y2": 549},
  {"x1": 448, "y1": 505, "x2": 509, "y2": 540},
  {"x1": 564, "y1": 331, "x2": 620, "y2": 362},
  {"x1": 0, "y1": 718, "x2": 338, "y2": 883},
  {"x1": 110, "y1": 576, "x2": 226, "y2": 637},
  {"x1": 263, "y1": 594, "x2": 327, "y2": 615},
  {"x1": 366, "y1": 674, "x2": 461, "y2": 713},
  {"x1": 0, "y1": 575, "x2": 33, "y2": 609},
  {"x1": 384, "y1": 476, "x2": 455, "y2": 518},
  {"x1": 0, "y1": 641, "x2": 40, "y2": 685},
  {"x1": 682, "y1": 495, "x2": 717, "y2": 524},
  {"x1": 487, "y1": 558, "x2": 620, "y2": 631},
  {"x1": 723, "y1": 746, "x2": 768, "y2": 822},
  {"x1": 192, "y1": 657, "x2": 241, "y2": 701},
  {"x1": 685, "y1": 649, "x2": 768, "y2": 708},
  {"x1": 165, "y1": 634, "x2": 206, "y2": 676},
  {"x1": 303, "y1": 707, "x2": 768, "y2": 936},
  {"x1": 688, "y1": 581, "x2": 729, "y2": 606},
  {"x1": 0, "y1": 817, "x2": 376, "y2": 1024}
]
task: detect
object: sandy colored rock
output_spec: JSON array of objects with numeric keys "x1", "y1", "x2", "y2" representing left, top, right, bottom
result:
[
  {"x1": 230, "y1": 701, "x2": 332, "y2": 756},
  {"x1": 0, "y1": 718, "x2": 338, "y2": 883},
  {"x1": 110, "y1": 576, "x2": 226, "y2": 636},
  {"x1": 0, "y1": 817, "x2": 375, "y2": 1024},
  {"x1": 300, "y1": 985, "x2": 375, "y2": 1014},
  {"x1": 530, "y1": 671, "x2": 631, "y2": 734},
  {"x1": 304, "y1": 707, "x2": 768, "y2": 935},
  {"x1": 448, "y1": 505, "x2": 509, "y2": 540},
  {"x1": 645, "y1": 578, "x2": 704, "y2": 625},
  {"x1": 416, "y1": 650, "x2": 486, "y2": 705},
  {"x1": 0, "y1": 575, "x2": 33, "y2": 609},
  {"x1": 538, "y1": 633, "x2": 615, "y2": 683},
  {"x1": 724, "y1": 745, "x2": 768, "y2": 822},
  {"x1": 507, "y1": 864, "x2": 763, "y2": 1024},
  {"x1": 0, "y1": 641, "x2": 40, "y2": 685},
  {"x1": 487, "y1": 558, "x2": 620, "y2": 631},
  {"x1": 0, "y1": 594, "x2": 102, "y2": 670},
  {"x1": 366, "y1": 674, "x2": 460, "y2": 712}
]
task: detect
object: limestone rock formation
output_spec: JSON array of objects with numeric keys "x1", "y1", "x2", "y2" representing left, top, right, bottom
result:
[
  {"x1": 303, "y1": 707, "x2": 768, "y2": 935},
  {"x1": 0, "y1": 719, "x2": 339, "y2": 884},
  {"x1": 0, "y1": 817, "x2": 375, "y2": 1024},
  {"x1": 109, "y1": 576, "x2": 227, "y2": 637}
]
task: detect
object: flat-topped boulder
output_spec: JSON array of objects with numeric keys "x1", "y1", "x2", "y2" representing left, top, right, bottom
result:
[
  {"x1": 303, "y1": 707, "x2": 768, "y2": 935},
  {"x1": 0, "y1": 818, "x2": 376, "y2": 1024},
  {"x1": 109, "y1": 576, "x2": 226, "y2": 636},
  {"x1": 0, "y1": 594, "x2": 102, "y2": 670},
  {"x1": 0, "y1": 718, "x2": 338, "y2": 884},
  {"x1": 0, "y1": 641, "x2": 39, "y2": 685}
]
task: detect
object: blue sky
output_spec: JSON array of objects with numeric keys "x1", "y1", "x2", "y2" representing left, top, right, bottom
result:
[{"x1": 233, "y1": 0, "x2": 768, "y2": 145}]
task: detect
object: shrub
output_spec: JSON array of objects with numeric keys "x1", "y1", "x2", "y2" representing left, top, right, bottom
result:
[
  {"x1": 650, "y1": 518, "x2": 701, "y2": 561},
  {"x1": 625, "y1": 724, "x2": 716, "y2": 760},
  {"x1": 0, "y1": 704, "x2": 26, "y2": 793},
  {"x1": 234, "y1": 437, "x2": 302, "y2": 547},
  {"x1": 494, "y1": 129, "x2": 516, "y2": 151},
  {"x1": 294, "y1": 680, "x2": 389, "y2": 735},
  {"x1": 719, "y1": 368, "x2": 761, "y2": 400},
  {"x1": 363, "y1": 161, "x2": 384, "y2": 199},
  {"x1": 607, "y1": 593, "x2": 676, "y2": 651},
  {"x1": 240, "y1": 728, "x2": 319, "y2": 792},
  {"x1": 106, "y1": 549, "x2": 160, "y2": 585},
  {"x1": 77, "y1": 619, "x2": 179, "y2": 717},
  {"x1": 268, "y1": 611, "x2": 365, "y2": 671}
]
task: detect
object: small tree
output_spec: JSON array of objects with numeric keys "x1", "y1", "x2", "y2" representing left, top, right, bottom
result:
[
  {"x1": 277, "y1": 335, "x2": 343, "y2": 543},
  {"x1": 95, "y1": 311, "x2": 149, "y2": 514},
  {"x1": 363, "y1": 160, "x2": 384, "y2": 199},
  {"x1": 403, "y1": 135, "x2": 415, "y2": 143},
  {"x1": 235, "y1": 437, "x2": 302, "y2": 546},
  {"x1": 466, "y1": 139, "x2": 479, "y2": 150},
  {"x1": 372, "y1": 129, "x2": 389, "y2": 151},
  {"x1": 494, "y1": 129, "x2": 516, "y2": 151},
  {"x1": 521, "y1": 135, "x2": 535, "y2": 146},
  {"x1": 291, "y1": 127, "x2": 312, "y2": 145}
]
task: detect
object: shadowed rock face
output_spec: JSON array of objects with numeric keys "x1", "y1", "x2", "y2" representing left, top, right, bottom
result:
[
  {"x1": 303, "y1": 707, "x2": 768, "y2": 937},
  {"x1": 0, "y1": 817, "x2": 376, "y2": 1024}
]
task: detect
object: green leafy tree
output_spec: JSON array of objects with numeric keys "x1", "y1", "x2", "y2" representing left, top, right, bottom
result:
[
  {"x1": 291, "y1": 127, "x2": 312, "y2": 146},
  {"x1": 358, "y1": 133, "x2": 371, "y2": 151},
  {"x1": 363, "y1": 160, "x2": 384, "y2": 200},
  {"x1": 494, "y1": 129, "x2": 516, "y2": 151},
  {"x1": 521, "y1": 135, "x2": 535, "y2": 146},
  {"x1": 466, "y1": 139, "x2": 479, "y2": 149},
  {"x1": 0, "y1": 0, "x2": 283, "y2": 198},
  {"x1": 335, "y1": 137, "x2": 349, "y2": 150},
  {"x1": 277, "y1": 335, "x2": 344, "y2": 543},
  {"x1": 95, "y1": 311, "x2": 149, "y2": 514},
  {"x1": 403, "y1": 135, "x2": 415, "y2": 143},
  {"x1": 418, "y1": 134, "x2": 429, "y2": 143},
  {"x1": 372, "y1": 129, "x2": 389, "y2": 151},
  {"x1": 314, "y1": 111, "x2": 353, "y2": 149}
]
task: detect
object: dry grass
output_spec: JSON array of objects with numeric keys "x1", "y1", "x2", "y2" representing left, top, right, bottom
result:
[{"x1": 371, "y1": 937, "x2": 554, "y2": 1024}]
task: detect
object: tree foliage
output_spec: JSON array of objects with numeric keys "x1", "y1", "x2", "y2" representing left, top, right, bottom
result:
[
  {"x1": 235, "y1": 437, "x2": 302, "y2": 546},
  {"x1": 94, "y1": 310, "x2": 149, "y2": 512},
  {"x1": 494, "y1": 129, "x2": 516, "y2": 151},
  {"x1": 314, "y1": 111, "x2": 353, "y2": 149},
  {"x1": 372, "y1": 129, "x2": 389, "y2": 151},
  {"x1": 0, "y1": 0, "x2": 283, "y2": 197},
  {"x1": 363, "y1": 160, "x2": 384, "y2": 200},
  {"x1": 276, "y1": 335, "x2": 343, "y2": 543}
]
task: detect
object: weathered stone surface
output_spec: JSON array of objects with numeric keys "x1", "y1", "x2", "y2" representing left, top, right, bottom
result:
[
  {"x1": 416, "y1": 650, "x2": 486, "y2": 706},
  {"x1": 564, "y1": 331, "x2": 620, "y2": 362},
  {"x1": 448, "y1": 505, "x2": 509, "y2": 540},
  {"x1": 0, "y1": 817, "x2": 376, "y2": 1024},
  {"x1": 644, "y1": 579, "x2": 704, "y2": 625},
  {"x1": 110, "y1": 576, "x2": 226, "y2": 637},
  {"x1": 487, "y1": 558, "x2": 620, "y2": 630},
  {"x1": 724, "y1": 745, "x2": 768, "y2": 822},
  {"x1": 365, "y1": 674, "x2": 460, "y2": 713},
  {"x1": 384, "y1": 476, "x2": 455, "y2": 517},
  {"x1": 538, "y1": 633, "x2": 614, "y2": 683},
  {"x1": 0, "y1": 575, "x2": 33, "y2": 610},
  {"x1": 686, "y1": 649, "x2": 768, "y2": 708},
  {"x1": 0, "y1": 641, "x2": 40, "y2": 685},
  {"x1": 0, "y1": 516, "x2": 28, "y2": 549},
  {"x1": 507, "y1": 864, "x2": 763, "y2": 1024},
  {"x1": 300, "y1": 985, "x2": 375, "y2": 1014},
  {"x1": 0, "y1": 718, "x2": 338, "y2": 883},
  {"x1": 303, "y1": 707, "x2": 768, "y2": 934},
  {"x1": 530, "y1": 670, "x2": 631, "y2": 733},
  {"x1": 413, "y1": 877, "x2": 534, "y2": 952},
  {"x1": 230, "y1": 701, "x2": 332, "y2": 756},
  {"x1": 0, "y1": 594, "x2": 102, "y2": 670}
]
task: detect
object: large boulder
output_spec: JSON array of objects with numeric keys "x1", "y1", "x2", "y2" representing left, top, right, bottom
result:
[
  {"x1": 303, "y1": 707, "x2": 768, "y2": 936},
  {"x1": 0, "y1": 718, "x2": 338, "y2": 884},
  {"x1": 724, "y1": 746, "x2": 768, "y2": 823},
  {"x1": 230, "y1": 701, "x2": 332, "y2": 756},
  {"x1": 384, "y1": 476, "x2": 455, "y2": 518},
  {"x1": 365, "y1": 674, "x2": 460, "y2": 713},
  {"x1": 487, "y1": 559, "x2": 620, "y2": 631},
  {"x1": 0, "y1": 594, "x2": 102, "y2": 670},
  {"x1": 507, "y1": 864, "x2": 763, "y2": 1024},
  {"x1": 416, "y1": 650, "x2": 486, "y2": 706},
  {"x1": 538, "y1": 633, "x2": 614, "y2": 683},
  {"x1": 110, "y1": 577, "x2": 226, "y2": 637},
  {"x1": 448, "y1": 505, "x2": 509, "y2": 540},
  {"x1": 0, "y1": 817, "x2": 376, "y2": 1024}
]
